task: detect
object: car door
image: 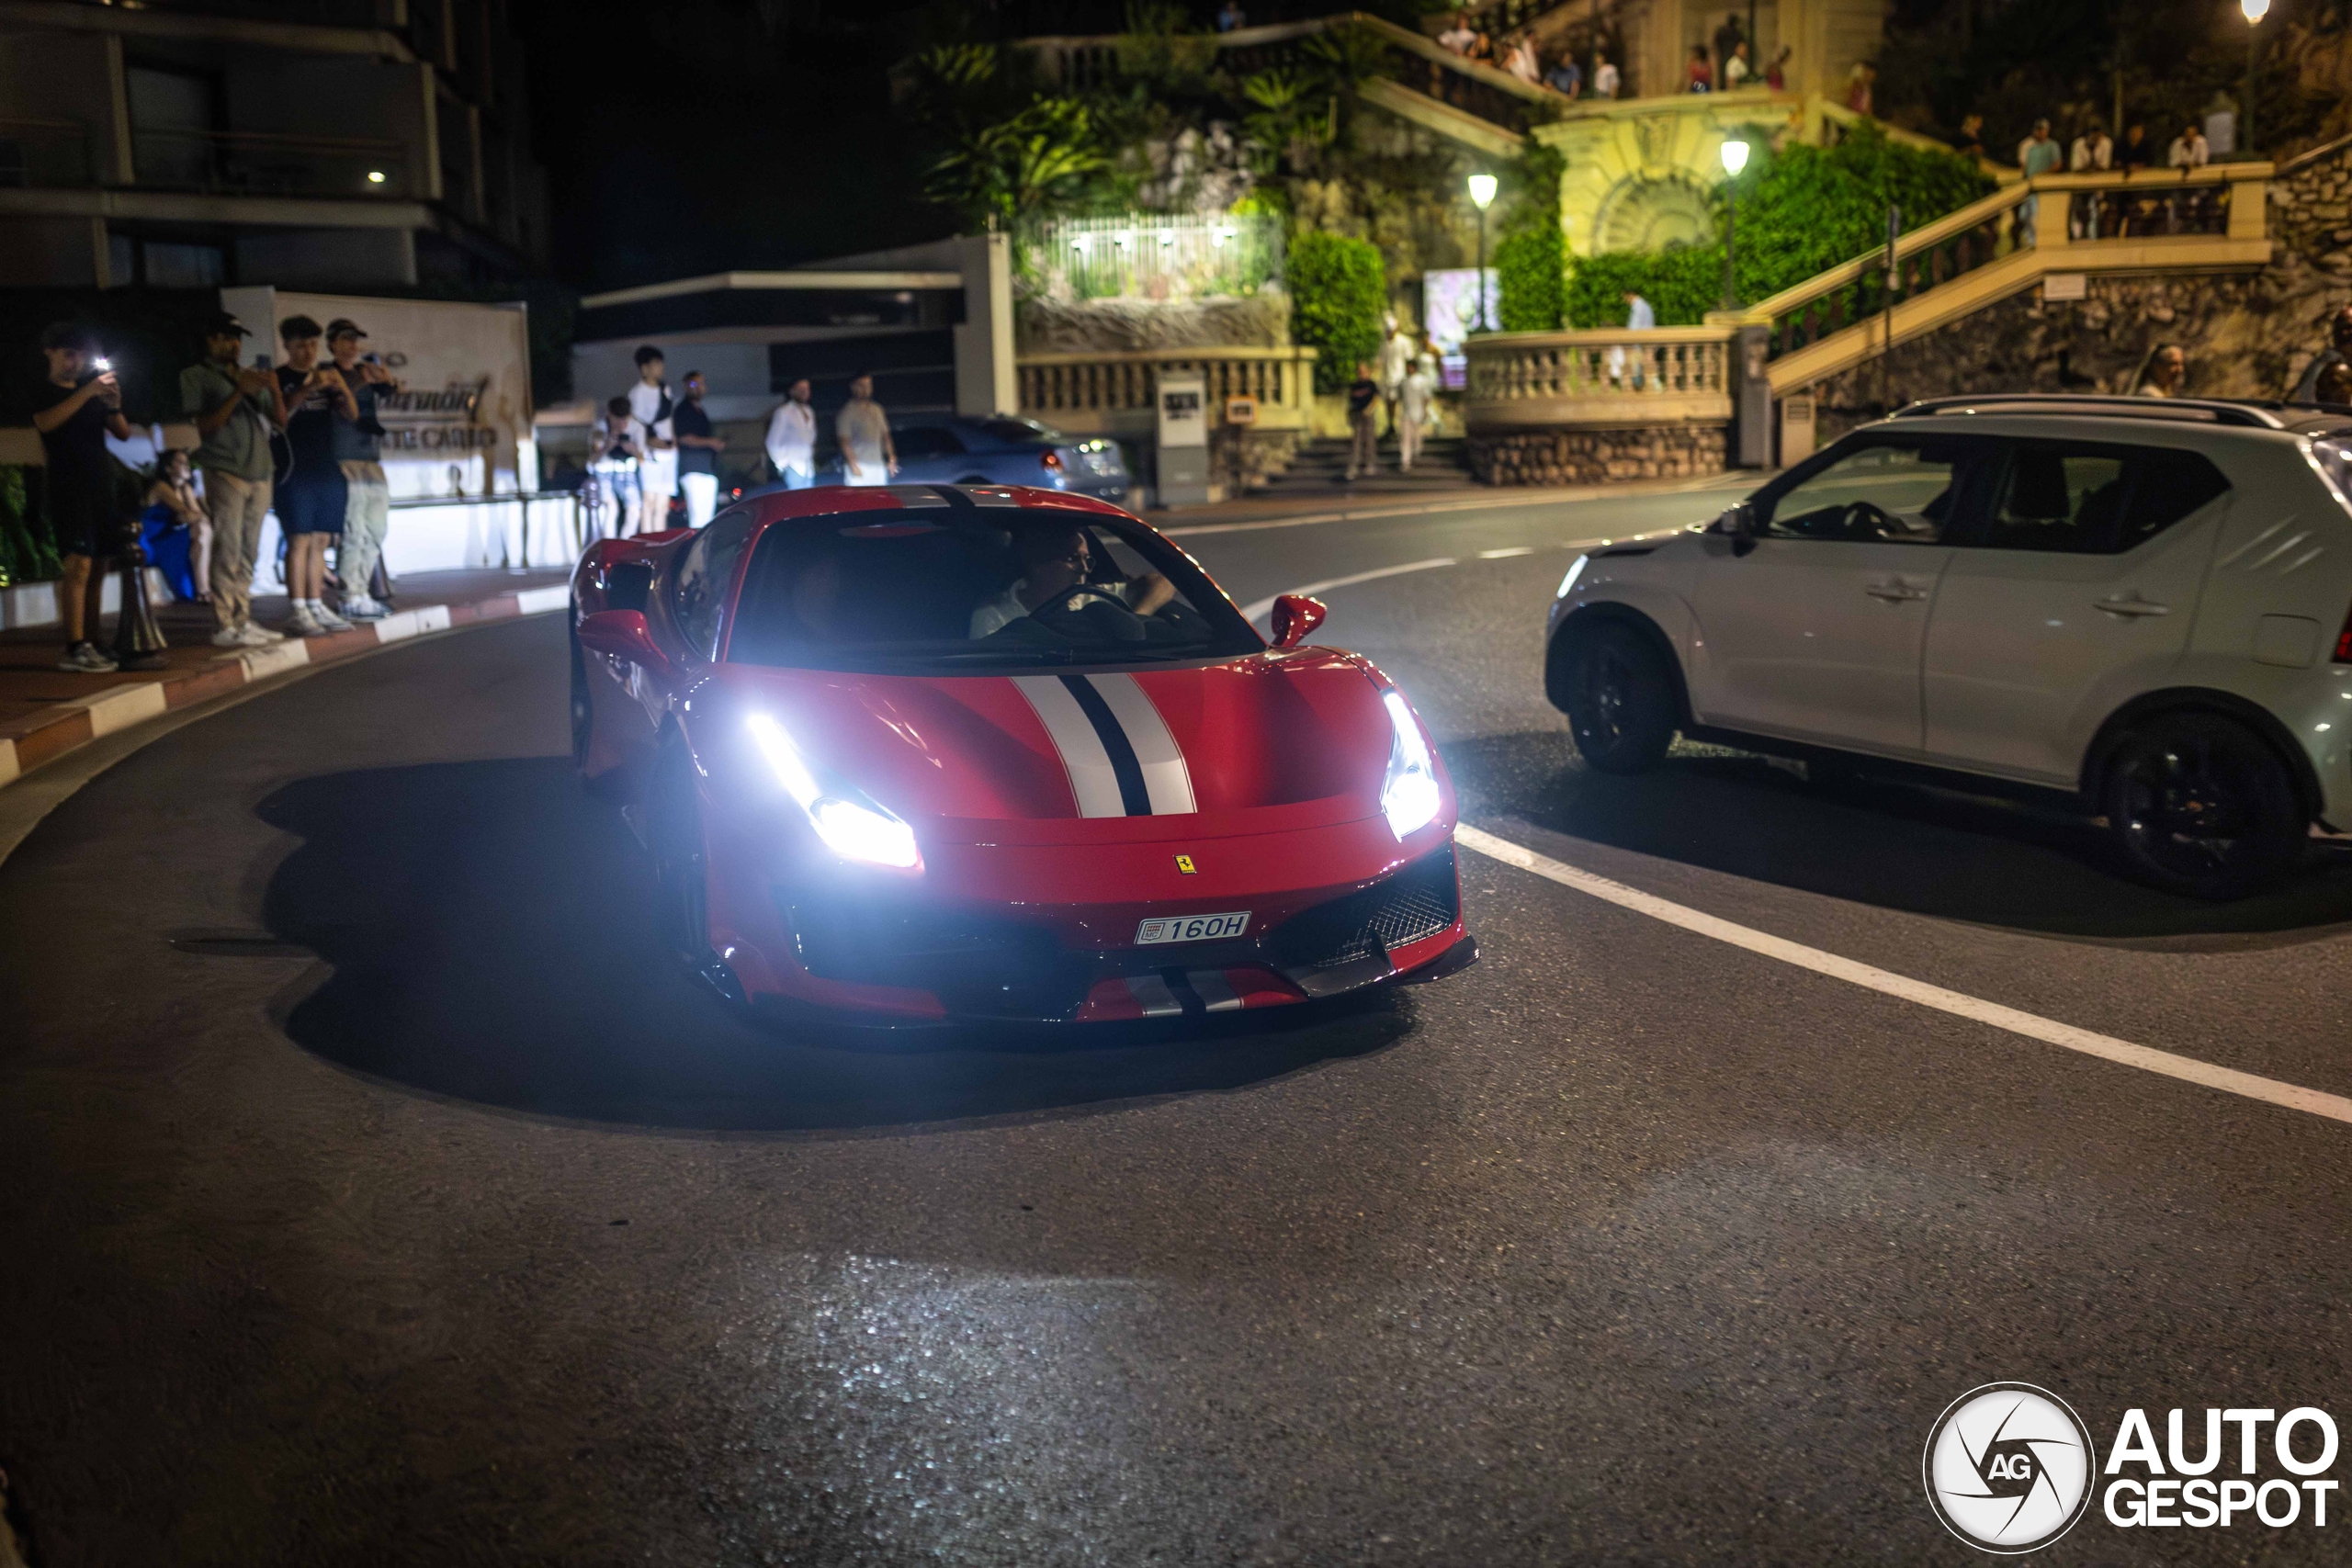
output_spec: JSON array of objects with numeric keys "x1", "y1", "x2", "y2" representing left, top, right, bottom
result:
[
  {"x1": 889, "y1": 424, "x2": 967, "y2": 483},
  {"x1": 1923, "y1": 440, "x2": 2231, "y2": 783},
  {"x1": 1690, "y1": 433, "x2": 1991, "y2": 755}
]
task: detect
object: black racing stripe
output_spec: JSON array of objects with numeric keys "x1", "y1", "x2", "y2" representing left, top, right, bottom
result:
[
  {"x1": 1059, "y1": 673, "x2": 1151, "y2": 816},
  {"x1": 1163, "y1": 967, "x2": 1211, "y2": 1019}
]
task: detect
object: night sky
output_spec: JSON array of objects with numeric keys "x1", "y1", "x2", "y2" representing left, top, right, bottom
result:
[{"x1": 511, "y1": 0, "x2": 1165, "y2": 291}]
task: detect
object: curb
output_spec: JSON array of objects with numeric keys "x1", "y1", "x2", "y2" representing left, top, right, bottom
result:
[{"x1": 0, "y1": 583, "x2": 569, "y2": 793}]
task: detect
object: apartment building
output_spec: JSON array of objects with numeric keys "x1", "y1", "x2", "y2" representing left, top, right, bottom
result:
[{"x1": 0, "y1": 0, "x2": 548, "y2": 289}]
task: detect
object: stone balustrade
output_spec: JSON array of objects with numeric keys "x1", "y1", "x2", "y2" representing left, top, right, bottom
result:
[
  {"x1": 1016, "y1": 346, "x2": 1320, "y2": 436},
  {"x1": 1463, "y1": 327, "x2": 1735, "y2": 485}
]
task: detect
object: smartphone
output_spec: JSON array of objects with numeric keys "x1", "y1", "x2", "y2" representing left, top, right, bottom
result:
[
  {"x1": 362, "y1": 352, "x2": 382, "y2": 366},
  {"x1": 254, "y1": 354, "x2": 273, "y2": 368}
]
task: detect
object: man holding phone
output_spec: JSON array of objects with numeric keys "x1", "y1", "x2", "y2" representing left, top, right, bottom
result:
[
  {"x1": 325, "y1": 318, "x2": 393, "y2": 618},
  {"x1": 274, "y1": 315, "x2": 356, "y2": 636},
  {"x1": 34, "y1": 321, "x2": 133, "y2": 672},
  {"x1": 181, "y1": 310, "x2": 288, "y2": 646}
]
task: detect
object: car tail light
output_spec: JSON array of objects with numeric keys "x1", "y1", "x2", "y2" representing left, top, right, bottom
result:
[
  {"x1": 1040, "y1": 450, "x2": 1065, "y2": 472},
  {"x1": 2335, "y1": 604, "x2": 2352, "y2": 664}
]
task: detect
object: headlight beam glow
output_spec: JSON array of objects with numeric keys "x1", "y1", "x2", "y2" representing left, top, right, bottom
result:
[
  {"x1": 747, "y1": 713, "x2": 922, "y2": 870},
  {"x1": 1379, "y1": 689, "x2": 1442, "y2": 840}
]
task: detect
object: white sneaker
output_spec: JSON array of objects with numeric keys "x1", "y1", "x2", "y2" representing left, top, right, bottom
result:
[
  {"x1": 339, "y1": 594, "x2": 388, "y2": 620},
  {"x1": 312, "y1": 605, "x2": 355, "y2": 632},
  {"x1": 213, "y1": 626, "x2": 250, "y2": 649},
  {"x1": 241, "y1": 621, "x2": 285, "y2": 643},
  {"x1": 287, "y1": 607, "x2": 327, "y2": 637},
  {"x1": 58, "y1": 641, "x2": 119, "y2": 673}
]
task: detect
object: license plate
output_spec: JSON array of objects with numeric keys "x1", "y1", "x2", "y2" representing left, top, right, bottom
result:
[{"x1": 1136, "y1": 910, "x2": 1251, "y2": 945}]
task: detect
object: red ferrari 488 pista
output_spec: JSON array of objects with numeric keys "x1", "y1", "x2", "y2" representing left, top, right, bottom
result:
[{"x1": 569, "y1": 482, "x2": 1475, "y2": 1024}]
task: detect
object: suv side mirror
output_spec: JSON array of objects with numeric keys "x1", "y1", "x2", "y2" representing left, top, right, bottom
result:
[
  {"x1": 1269, "y1": 593, "x2": 1328, "y2": 649},
  {"x1": 1715, "y1": 502, "x2": 1759, "y2": 557}
]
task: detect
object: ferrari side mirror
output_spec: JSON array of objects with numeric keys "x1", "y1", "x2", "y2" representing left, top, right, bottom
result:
[
  {"x1": 577, "y1": 609, "x2": 670, "y2": 673},
  {"x1": 1269, "y1": 592, "x2": 1328, "y2": 649}
]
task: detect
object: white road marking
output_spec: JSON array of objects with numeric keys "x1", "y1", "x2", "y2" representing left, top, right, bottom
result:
[
  {"x1": 1240, "y1": 558, "x2": 1459, "y2": 624},
  {"x1": 1159, "y1": 472, "x2": 1749, "y2": 538},
  {"x1": 1454, "y1": 823, "x2": 2352, "y2": 1127},
  {"x1": 1478, "y1": 546, "x2": 1535, "y2": 558}
]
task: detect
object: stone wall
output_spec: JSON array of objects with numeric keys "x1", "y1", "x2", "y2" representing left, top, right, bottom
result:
[
  {"x1": 1014, "y1": 293, "x2": 1291, "y2": 355},
  {"x1": 1469, "y1": 423, "x2": 1726, "y2": 486}
]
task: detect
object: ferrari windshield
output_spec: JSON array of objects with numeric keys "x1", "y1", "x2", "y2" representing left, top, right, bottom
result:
[{"x1": 725, "y1": 508, "x2": 1264, "y2": 671}]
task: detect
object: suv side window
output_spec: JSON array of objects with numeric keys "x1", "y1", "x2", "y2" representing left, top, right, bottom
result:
[
  {"x1": 1758, "y1": 438, "x2": 1983, "y2": 544},
  {"x1": 1970, "y1": 442, "x2": 2230, "y2": 554},
  {"x1": 673, "y1": 508, "x2": 759, "y2": 661}
]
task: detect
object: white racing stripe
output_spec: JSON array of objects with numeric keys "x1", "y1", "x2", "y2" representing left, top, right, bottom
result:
[
  {"x1": 1454, "y1": 823, "x2": 2352, "y2": 1127},
  {"x1": 1011, "y1": 675, "x2": 1127, "y2": 818},
  {"x1": 1086, "y1": 672, "x2": 1196, "y2": 815}
]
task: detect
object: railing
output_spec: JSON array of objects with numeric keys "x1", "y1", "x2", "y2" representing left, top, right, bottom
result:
[
  {"x1": 1017, "y1": 346, "x2": 1320, "y2": 434},
  {"x1": 1015, "y1": 14, "x2": 1560, "y2": 138},
  {"x1": 1463, "y1": 327, "x2": 1733, "y2": 427},
  {"x1": 1744, "y1": 163, "x2": 2268, "y2": 367},
  {"x1": 130, "y1": 127, "x2": 410, "y2": 199},
  {"x1": 0, "y1": 118, "x2": 95, "y2": 188}
]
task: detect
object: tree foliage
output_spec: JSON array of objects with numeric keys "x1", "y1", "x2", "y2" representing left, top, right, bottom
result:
[
  {"x1": 1287, "y1": 231, "x2": 1386, "y2": 392},
  {"x1": 926, "y1": 96, "x2": 1110, "y2": 227},
  {"x1": 1493, "y1": 142, "x2": 1566, "y2": 332},
  {"x1": 1566, "y1": 124, "x2": 1991, "y2": 327}
]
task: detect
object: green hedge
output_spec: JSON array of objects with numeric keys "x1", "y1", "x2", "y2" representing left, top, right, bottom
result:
[
  {"x1": 1287, "y1": 230, "x2": 1386, "y2": 393},
  {"x1": 1565, "y1": 124, "x2": 1993, "y2": 328},
  {"x1": 1496, "y1": 226, "x2": 1566, "y2": 333}
]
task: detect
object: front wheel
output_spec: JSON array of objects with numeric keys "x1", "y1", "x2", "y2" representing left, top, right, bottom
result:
[
  {"x1": 2100, "y1": 713, "x2": 2306, "y2": 899},
  {"x1": 1559, "y1": 622, "x2": 1678, "y2": 773},
  {"x1": 646, "y1": 739, "x2": 745, "y2": 1007}
]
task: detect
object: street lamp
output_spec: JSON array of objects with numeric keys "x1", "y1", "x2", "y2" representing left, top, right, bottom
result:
[
  {"x1": 2242, "y1": 0, "x2": 2269, "y2": 157},
  {"x1": 1468, "y1": 172, "x2": 1498, "y2": 334},
  {"x1": 1719, "y1": 138, "x2": 1750, "y2": 310}
]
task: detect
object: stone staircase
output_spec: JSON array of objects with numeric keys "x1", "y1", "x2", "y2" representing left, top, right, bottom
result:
[{"x1": 1257, "y1": 433, "x2": 1476, "y2": 496}]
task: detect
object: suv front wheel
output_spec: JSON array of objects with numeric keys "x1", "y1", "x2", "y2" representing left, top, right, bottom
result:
[
  {"x1": 2099, "y1": 712, "x2": 2307, "y2": 899},
  {"x1": 1559, "y1": 621, "x2": 1678, "y2": 774}
]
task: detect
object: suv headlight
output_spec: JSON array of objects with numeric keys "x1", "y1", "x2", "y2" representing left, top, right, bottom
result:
[
  {"x1": 1379, "y1": 688, "x2": 1442, "y2": 840},
  {"x1": 747, "y1": 713, "x2": 922, "y2": 870}
]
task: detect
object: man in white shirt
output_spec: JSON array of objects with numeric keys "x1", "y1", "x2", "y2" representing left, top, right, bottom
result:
[
  {"x1": 835, "y1": 372, "x2": 897, "y2": 486},
  {"x1": 1437, "y1": 11, "x2": 1475, "y2": 52},
  {"x1": 1593, "y1": 53, "x2": 1620, "y2": 99},
  {"x1": 1377, "y1": 315, "x2": 1415, "y2": 438},
  {"x1": 969, "y1": 524, "x2": 1174, "y2": 638},
  {"x1": 1398, "y1": 355, "x2": 1437, "y2": 472},
  {"x1": 2168, "y1": 122, "x2": 2209, "y2": 167},
  {"x1": 627, "y1": 345, "x2": 677, "y2": 526},
  {"x1": 764, "y1": 377, "x2": 817, "y2": 489},
  {"x1": 2069, "y1": 121, "x2": 2114, "y2": 238}
]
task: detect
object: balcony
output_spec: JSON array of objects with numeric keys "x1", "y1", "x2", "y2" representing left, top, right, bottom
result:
[
  {"x1": 0, "y1": 119, "x2": 95, "y2": 189},
  {"x1": 130, "y1": 127, "x2": 410, "y2": 200}
]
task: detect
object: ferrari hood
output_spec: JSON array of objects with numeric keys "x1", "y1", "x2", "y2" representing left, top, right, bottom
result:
[{"x1": 708, "y1": 650, "x2": 1410, "y2": 844}]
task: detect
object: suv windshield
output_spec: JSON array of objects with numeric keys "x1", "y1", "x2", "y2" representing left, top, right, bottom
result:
[{"x1": 725, "y1": 509, "x2": 1263, "y2": 671}]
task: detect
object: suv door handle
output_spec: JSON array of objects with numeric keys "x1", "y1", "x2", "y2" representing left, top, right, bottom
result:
[
  {"x1": 2095, "y1": 594, "x2": 2172, "y2": 618},
  {"x1": 1864, "y1": 581, "x2": 1929, "y2": 603}
]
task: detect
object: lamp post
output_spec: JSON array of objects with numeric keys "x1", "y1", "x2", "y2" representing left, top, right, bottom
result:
[
  {"x1": 1468, "y1": 172, "x2": 1498, "y2": 335},
  {"x1": 1719, "y1": 137, "x2": 1750, "y2": 310},
  {"x1": 2241, "y1": 0, "x2": 2269, "y2": 157}
]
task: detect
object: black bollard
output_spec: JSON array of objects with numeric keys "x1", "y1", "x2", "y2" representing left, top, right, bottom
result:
[{"x1": 110, "y1": 523, "x2": 170, "y2": 671}]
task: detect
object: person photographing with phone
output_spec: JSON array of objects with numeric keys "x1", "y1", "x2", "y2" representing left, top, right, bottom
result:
[
  {"x1": 34, "y1": 321, "x2": 134, "y2": 672},
  {"x1": 181, "y1": 310, "x2": 288, "y2": 646},
  {"x1": 324, "y1": 318, "x2": 394, "y2": 618},
  {"x1": 274, "y1": 315, "x2": 356, "y2": 636}
]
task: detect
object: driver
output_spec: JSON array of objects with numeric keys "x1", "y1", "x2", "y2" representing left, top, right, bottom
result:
[{"x1": 969, "y1": 523, "x2": 1173, "y2": 637}]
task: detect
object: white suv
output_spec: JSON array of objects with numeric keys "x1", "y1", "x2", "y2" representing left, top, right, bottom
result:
[{"x1": 1545, "y1": 397, "x2": 2352, "y2": 897}]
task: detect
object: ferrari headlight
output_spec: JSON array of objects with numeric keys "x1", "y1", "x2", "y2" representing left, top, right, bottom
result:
[
  {"x1": 747, "y1": 713, "x2": 922, "y2": 870},
  {"x1": 1379, "y1": 688, "x2": 1442, "y2": 840}
]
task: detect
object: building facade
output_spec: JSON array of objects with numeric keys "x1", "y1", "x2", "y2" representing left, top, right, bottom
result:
[{"x1": 0, "y1": 0, "x2": 548, "y2": 289}]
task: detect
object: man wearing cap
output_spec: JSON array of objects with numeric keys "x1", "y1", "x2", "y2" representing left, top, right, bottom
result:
[
  {"x1": 180, "y1": 310, "x2": 288, "y2": 646},
  {"x1": 325, "y1": 318, "x2": 395, "y2": 618}
]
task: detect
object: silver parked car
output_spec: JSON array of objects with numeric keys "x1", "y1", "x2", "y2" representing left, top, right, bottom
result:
[{"x1": 1545, "y1": 396, "x2": 2352, "y2": 897}]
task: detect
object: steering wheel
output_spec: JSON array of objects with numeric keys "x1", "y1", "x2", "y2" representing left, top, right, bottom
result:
[
  {"x1": 1027, "y1": 585, "x2": 1148, "y2": 642},
  {"x1": 1839, "y1": 501, "x2": 1899, "y2": 540}
]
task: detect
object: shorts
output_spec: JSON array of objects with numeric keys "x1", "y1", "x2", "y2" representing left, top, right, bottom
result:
[
  {"x1": 50, "y1": 481, "x2": 121, "y2": 559},
  {"x1": 277, "y1": 472, "x2": 349, "y2": 536}
]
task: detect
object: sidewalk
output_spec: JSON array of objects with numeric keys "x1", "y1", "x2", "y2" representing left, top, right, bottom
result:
[{"x1": 0, "y1": 568, "x2": 571, "y2": 788}]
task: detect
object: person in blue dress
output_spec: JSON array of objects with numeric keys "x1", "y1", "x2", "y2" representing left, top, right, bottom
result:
[{"x1": 140, "y1": 447, "x2": 209, "y2": 604}]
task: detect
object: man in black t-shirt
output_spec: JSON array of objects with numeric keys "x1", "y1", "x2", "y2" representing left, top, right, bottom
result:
[
  {"x1": 1344, "y1": 360, "x2": 1381, "y2": 481},
  {"x1": 33, "y1": 321, "x2": 135, "y2": 672},
  {"x1": 273, "y1": 315, "x2": 357, "y2": 636},
  {"x1": 673, "y1": 370, "x2": 727, "y2": 527}
]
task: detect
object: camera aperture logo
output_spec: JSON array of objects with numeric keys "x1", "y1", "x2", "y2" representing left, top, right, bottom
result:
[{"x1": 1923, "y1": 1383, "x2": 2096, "y2": 1553}]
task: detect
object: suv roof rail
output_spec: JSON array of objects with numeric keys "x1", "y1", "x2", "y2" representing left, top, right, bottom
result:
[{"x1": 1891, "y1": 395, "x2": 2287, "y2": 429}]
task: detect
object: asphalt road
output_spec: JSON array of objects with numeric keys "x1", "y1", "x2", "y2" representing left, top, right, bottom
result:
[{"x1": 6, "y1": 480, "x2": 2352, "y2": 1566}]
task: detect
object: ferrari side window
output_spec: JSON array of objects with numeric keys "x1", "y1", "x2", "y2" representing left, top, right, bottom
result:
[{"x1": 675, "y1": 508, "x2": 758, "y2": 662}]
